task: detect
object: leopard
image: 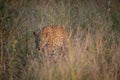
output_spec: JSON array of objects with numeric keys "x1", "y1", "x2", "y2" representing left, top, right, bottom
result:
[{"x1": 33, "y1": 25, "x2": 68, "y2": 63}]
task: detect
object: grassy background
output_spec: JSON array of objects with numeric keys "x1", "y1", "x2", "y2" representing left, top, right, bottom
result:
[{"x1": 0, "y1": 0, "x2": 120, "y2": 80}]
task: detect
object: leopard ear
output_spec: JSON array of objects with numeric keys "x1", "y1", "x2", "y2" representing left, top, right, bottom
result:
[{"x1": 33, "y1": 32, "x2": 36, "y2": 36}]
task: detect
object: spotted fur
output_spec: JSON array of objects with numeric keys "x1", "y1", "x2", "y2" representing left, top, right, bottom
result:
[{"x1": 33, "y1": 25, "x2": 68, "y2": 56}]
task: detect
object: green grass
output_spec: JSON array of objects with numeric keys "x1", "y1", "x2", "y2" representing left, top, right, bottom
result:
[{"x1": 0, "y1": 0, "x2": 120, "y2": 80}]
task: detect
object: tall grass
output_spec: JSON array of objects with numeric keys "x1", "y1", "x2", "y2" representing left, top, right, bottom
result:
[
  {"x1": 26, "y1": 25, "x2": 120, "y2": 80},
  {"x1": 0, "y1": 0, "x2": 120, "y2": 80}
]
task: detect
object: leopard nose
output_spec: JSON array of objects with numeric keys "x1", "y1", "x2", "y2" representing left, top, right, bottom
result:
[
  {"x1": 38, "y1": 48, "x2": 40, "y2": 50},
  {"x1": 38, "y1": 47, "x2": 41, "y2": 50}
]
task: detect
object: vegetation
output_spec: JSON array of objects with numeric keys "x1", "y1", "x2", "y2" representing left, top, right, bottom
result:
[{"x1": 0, "y1": 0, "x2": 120, "y2": 80}]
